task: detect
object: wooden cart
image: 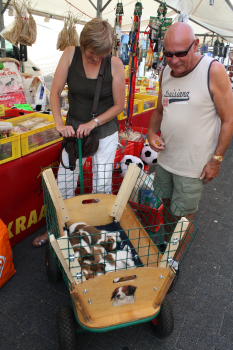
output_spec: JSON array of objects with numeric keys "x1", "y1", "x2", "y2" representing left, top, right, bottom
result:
[{"x1": 42, "y1": 164, "x2": 190, "y2": 349}]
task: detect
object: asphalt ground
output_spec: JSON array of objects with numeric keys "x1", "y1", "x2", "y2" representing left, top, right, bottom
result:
[{"x1": 1, "y1": 142, "x2": 233, "y2": 350}]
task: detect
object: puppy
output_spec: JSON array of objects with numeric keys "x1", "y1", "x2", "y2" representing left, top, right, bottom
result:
[
  {"x1": 99, "y1": 231, "x2": 121, "y2": 252},
  {"x1": 111, "y1": 285, "x2": 137, "y2": 306},
  {"x1": 103, "y1": 245, "x2": 135, "y2": 271}
]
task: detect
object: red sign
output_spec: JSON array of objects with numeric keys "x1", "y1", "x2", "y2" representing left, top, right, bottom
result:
[{"x1": 0, "y1": 142, "x2": 62, "y2": 246}]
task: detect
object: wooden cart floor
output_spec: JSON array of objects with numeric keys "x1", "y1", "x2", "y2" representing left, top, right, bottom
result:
[{"x1": 71, "y1": 266, "x2": 174, "y2": 329}]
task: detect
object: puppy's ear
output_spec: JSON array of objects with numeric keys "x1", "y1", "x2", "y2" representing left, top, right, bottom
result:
[
  {"x1": 127, "y1": 285, "x2": 137, "y2": 295},
  {"x1": 111, "y1": 287, "x2": 119, "y2": 300}
]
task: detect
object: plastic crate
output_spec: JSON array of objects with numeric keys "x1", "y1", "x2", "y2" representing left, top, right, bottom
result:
[
  {"x1": 135, "y1": 93, "x2": 158, "y2": 112},
  {"x1": 7, "y1": 112, "x2": 63, "y2": 156},
  {"x1": 117, "y1": 99, "x2": 143, "y2": 120},
  {"x1": 0, "y1": 134, "x2": 21, "y2": 165},
  {"x1": 0, "y1": 107, "x2": 32, "y2": 120}
]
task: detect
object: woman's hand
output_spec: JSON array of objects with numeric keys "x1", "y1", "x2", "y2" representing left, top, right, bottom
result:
[
  {"x1": 56, "y1": 125, "x2": 75, "y2": 137},
  {"x1": 147, "y1": 131, "x2": 165, "y2": 152},
  {"x1": 76, "y1": 120, "x2": 97, "y2": 138}
]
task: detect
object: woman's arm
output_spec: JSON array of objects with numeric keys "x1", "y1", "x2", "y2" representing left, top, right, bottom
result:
[
  {"x1": 76, "y1": 56, "x2": 125, "y2": 138},
  {"x1": 50, "y1": 46, "x2": 75, "y2": 137}
]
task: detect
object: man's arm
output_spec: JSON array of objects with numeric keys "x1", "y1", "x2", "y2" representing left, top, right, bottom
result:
[
  {"x1": 200, "y1": 61, "x2": 233, "y2": 182},
  {"x1": 148, "y1": 78, "x2": 165, "y2": 152}
]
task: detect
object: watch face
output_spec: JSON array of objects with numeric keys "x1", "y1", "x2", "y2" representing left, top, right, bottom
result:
[{"x1": 213, "y1": 155, "x2": 223, "y2": 162}]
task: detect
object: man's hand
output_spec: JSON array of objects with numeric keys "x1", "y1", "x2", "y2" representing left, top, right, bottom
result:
[
  {"x1": 56, "y1": 125, "x2": 75, "y2": 137},
  {"x1": 200, "y1": 158, "x2": 221, "y2": 183},
  {"x1": 76, "y1": 120, "x2": 97, "y2": 138},
  {"x1": 148, "y1": 131, "x2": 165, "y2": 152}
]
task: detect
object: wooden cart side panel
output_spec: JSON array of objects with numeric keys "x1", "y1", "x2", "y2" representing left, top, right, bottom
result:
[
  {"x1": 159, "y1": 217, "x2": 189, "y2": 268},
  {"x1": 65, "y1": 194, "x2": 117, "y2": 226},
  {"x1": 42, "y1": 168, "x2": 69, "y2": 235},
  {"x1": 120, "y1": 205, "x2": 161, "y2": 266},
  {"x1": 50, "y1": 234, "x2": 76, "y2": 285},
  {"x1": 72, "y1": 267, "x2": 174, "y2": 329},
  {"x1": 56, "y1": 235, "x2": 85, "y2": 283},
  {"x1": 111, "y1": 163, "x2": 141, "y2": 221}
]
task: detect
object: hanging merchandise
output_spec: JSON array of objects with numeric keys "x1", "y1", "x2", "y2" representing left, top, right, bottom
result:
[
  {"x1": 113, "y1": 1, "x2": 124, "y2": 57},
  {"x1": 144, "y1": 2, "x2": 172, "y2": 71},
  {"x1": 223, "y1": 44, "x2": 229, "y2": 59},
  {"x1": 213, "y1": 38, "x2": 220, "y2": 57},
  {"x1": 57, "y1": 14, "x2": 79, "y2": 51},
  {"x1": 218, "y1": 41, "x2": 225, "y2": 58},
  {"x1": 200, "y1": 35, "x2": 209, "y2": 55},
  {"x1": 126, "y1": 1, "x2": 143, "y2": 126},
  {"x1": 0, "y1": 0, "x2": 37, "y2": 46}
]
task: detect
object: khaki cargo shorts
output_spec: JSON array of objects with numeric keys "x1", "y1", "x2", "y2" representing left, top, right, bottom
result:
[{"x1": 154, "y1": 164, "x2": 204, "y2": 217}]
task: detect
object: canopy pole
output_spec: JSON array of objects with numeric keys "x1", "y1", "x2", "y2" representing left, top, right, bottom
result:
[
  {"x1": 88, "y1": 0, "x2": 113, "y2": 18},
  {"x1": 97, "y1": 0, "x2": 102, "y2": 17},
  {"x1": 0, "y1": 0, "x2": 6, "y2": 57}
]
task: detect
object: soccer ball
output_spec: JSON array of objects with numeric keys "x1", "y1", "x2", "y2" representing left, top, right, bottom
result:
[
  {"x1": 141, "y1": 143, "x2": 158, "y2": 165},
  {"x1": 120, "y1": 155, "x2": 144, "y2": 176}
]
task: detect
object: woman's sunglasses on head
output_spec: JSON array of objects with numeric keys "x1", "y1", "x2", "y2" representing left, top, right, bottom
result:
[{"x1": 163, "y1": 40, "x2": 196, "y2": 58}]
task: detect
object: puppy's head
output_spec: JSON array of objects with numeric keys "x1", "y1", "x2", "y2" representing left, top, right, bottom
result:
[{"x1": 111, "y1": 285, "x2": 137, "y2": 300}]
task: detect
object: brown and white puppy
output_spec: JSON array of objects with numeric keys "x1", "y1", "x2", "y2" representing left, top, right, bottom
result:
[
  {"x1": 111, "y1": 285, "x2": 137, "y2": 306},
  {"x1": 102, "y1": 245, "x2": 135, "y2": 272}
]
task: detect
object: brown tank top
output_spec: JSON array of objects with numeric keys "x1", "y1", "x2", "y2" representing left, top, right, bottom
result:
[{"x1": 67, "y1": 46, "x2": 119, "y2": 139}]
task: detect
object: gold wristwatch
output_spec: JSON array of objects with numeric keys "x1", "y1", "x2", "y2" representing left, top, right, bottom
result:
[{"x1": 212, "y1": 155, "x2": 224, "y2": 162}]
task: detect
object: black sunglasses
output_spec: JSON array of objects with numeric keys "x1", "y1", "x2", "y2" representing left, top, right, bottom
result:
[{"x1": 163, "y1": 40, "x2": 196, "y2": 58}]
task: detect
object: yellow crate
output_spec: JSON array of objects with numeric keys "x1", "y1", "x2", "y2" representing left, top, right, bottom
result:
[
  {"x1": 0, "y1": 134, "x2": 21, "y2": 165},
  {"x1": 135, "y1": 93, "x2": 158, "y2": 112},
  {"x1": 7, "y1": 112, "x2": 63, "y2": 156},
  {"x1": 117, "y1": 99, "x2": 142, "y2": 120}
]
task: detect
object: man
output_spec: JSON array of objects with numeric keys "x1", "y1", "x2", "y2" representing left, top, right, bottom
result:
[{"x1": 148, "y1": 22, "x2": 233, "y2": 253}]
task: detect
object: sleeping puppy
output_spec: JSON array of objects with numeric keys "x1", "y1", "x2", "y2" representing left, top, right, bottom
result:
[
  {"x1": 103, "y1": 245, "x2": 136, "y2": 272},
  {"x1": 67, "y1": 221, "x2": 108, "y2": 246},
  {"x1": 111, "y1": 285, "x2": 137, "y2": 306}
]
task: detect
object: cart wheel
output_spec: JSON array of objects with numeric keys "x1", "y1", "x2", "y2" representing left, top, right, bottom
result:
[
  {"x1": 57, "y1": 306, "x2": 78, "y2": 350},
  {"x1": 45, "y1": 245, "x2": 62, "y2": 283},
  {"x1": 151, "y1": 299, "x2": 174, "y2": 338}
]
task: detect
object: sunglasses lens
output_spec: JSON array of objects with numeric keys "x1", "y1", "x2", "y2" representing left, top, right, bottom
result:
[
  {"x1": 164, "y1": 52, "x2": 173, "y2": 58},
  {"x1": 175, "y1": 51, "x2": 188, "y2": 57}
]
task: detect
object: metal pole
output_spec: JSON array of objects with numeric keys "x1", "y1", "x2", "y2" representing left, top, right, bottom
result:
[
  {"x1": 0, "y1": 0, "x2": 6, "y2": 57},
  {"x1": 97, "y1": 0, "x2": 102, "y2": 17}
]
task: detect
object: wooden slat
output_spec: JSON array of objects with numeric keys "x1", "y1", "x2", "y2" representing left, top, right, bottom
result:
[
  {"x1": 42, "y1": 168, "x2": 69, "y2": 235},
  {"x1": 49, "y1": 234, "x2": 76, "y2": 285},
  {"x1": 72, "y1": 266, "x2": 174, "y2": 329},
  {"x1": 65, "y1": 193, "x2": 116, "y2": 226},
  {"x1": 159, "y1": 217, "x2": 189, "y2": 268},
  {"x1": 57, "y1": 235, "x2": 85, "y2": 283},
  {"x1": 111, "y1": 163, "x2": 141, "y2": 222}
]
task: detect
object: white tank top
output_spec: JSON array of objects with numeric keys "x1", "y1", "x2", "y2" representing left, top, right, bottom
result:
[{"x1": 158, "y1": 56, "x2": 221, "y2": 178}]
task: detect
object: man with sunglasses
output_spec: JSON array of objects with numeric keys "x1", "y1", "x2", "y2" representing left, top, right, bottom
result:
[{"x1": 148, "y1": 22, "x2": 233, "y2": 250}]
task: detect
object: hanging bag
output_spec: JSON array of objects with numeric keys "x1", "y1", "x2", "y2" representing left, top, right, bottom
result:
[
  {"x1": 61, "y1": 56, "x2": 107, "y2": 170},
  {"x1": 0, "y1": 219, "x2": 16, "y2": 288}
]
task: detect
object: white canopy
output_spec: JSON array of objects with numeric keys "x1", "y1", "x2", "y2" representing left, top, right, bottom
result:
[{"x1": 3, "y1": 0, "x2": 233, "y2": 42}]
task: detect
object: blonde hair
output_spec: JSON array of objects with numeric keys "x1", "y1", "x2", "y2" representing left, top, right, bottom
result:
[{"x1": 80, "y1": 18, "x2": 113, "y2": 55}]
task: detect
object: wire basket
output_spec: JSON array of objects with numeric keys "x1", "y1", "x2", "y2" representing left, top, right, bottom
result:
[{"x1": 43, "y1": 162, "x2": 197, "y2": 288}]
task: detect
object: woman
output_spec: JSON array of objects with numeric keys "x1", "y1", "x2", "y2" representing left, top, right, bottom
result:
[{"x1": 32, "y1": 18, "x2": 125, "y2": 247}]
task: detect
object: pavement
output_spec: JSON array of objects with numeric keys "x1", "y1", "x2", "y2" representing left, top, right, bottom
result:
[{"x1": 1, "y1": 142, "x2": 233, "y2": 350}]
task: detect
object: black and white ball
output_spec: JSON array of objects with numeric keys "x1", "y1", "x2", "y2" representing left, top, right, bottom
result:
[
  {"x1": 120, "y1": 155, "x2": 144, "y2": 176},
  {"x1": 141, "y1": 143, "x2": 158, "y2": 165}
]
